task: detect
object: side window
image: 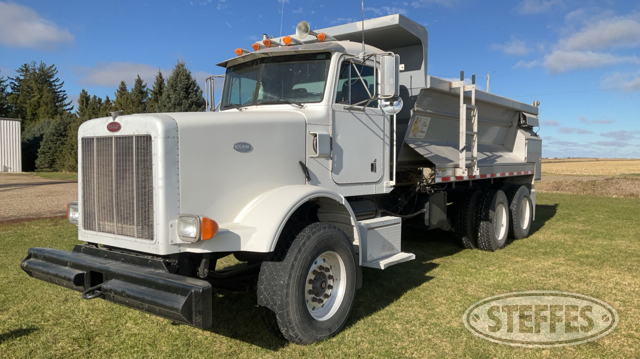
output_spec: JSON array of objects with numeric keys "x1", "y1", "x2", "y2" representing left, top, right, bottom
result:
[{"x1": 335, "y1": 62, "x2": 377, "y2": 108}]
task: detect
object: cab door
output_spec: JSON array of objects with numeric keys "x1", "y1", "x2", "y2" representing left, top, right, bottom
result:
[{"x1": 331, "y1": 60, "x2": 385, "y2": 184}]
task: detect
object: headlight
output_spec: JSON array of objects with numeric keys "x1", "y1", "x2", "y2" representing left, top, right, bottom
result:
[
  {"x1": 67, "y1": 202, "x2": 79, "y2": 225},
  {"x1": 178, "y1": 215, "x2": 200, "y2": 241},
  {"x1": 177, "y1": 215, "x2": 219, "y2": 242}
]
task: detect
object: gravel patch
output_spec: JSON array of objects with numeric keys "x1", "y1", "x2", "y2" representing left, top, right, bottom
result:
[{"x1": 0, "y1": 173, "x2": 77, "y2": 223}]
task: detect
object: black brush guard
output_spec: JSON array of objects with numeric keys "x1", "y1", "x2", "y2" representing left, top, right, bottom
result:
[{"x1": 21, "y1": 245, "x2": 212, "y2": 329}]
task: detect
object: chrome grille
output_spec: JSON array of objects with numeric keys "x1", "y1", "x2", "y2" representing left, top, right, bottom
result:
[{"x1": 82, "y1": 135, "x2": 154, "y2": 240}]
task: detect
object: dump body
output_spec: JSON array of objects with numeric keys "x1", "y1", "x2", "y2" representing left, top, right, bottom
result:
[{"x1": 400, "y1": 76, "x2": 541, "y2": 181}]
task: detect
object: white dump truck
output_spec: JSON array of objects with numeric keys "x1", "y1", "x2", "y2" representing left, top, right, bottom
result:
[{"x1": 21, "y1": 14, "x2": 541, "y2": 344}]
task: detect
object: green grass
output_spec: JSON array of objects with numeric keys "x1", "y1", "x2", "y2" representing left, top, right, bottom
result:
[
  {"x1": 33, "y1": 172, "x2": 78, "y2": 181},
  {"x1": 1, "y1": 193, "x2": 639, "y2": 358}
]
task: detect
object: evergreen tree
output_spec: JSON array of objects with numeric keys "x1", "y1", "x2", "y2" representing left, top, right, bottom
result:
[
  {"x1": 35, "y1": 114, "x2": 72, "y2": 171},
  {"x1": 102, "y1": 95, "x2": 115, "y2": 116},
  {"x1": 0, "y1": 73, "x2": 10, "y2": 117},
  {"x1": 160, "y1": 61, "x2": 205, "y2": 112},
  {"x1": 76, "y1": 89, "x2": 91, "y2": 119},
  {"x1": 8, "y1": 61, "x2": 72, "y2": 128},
  {"x1": 114, "y1": 81, "x2": 131, "y2": 114},
  {"x1": 130, "y1": 75, "x2": 148, "y2": 114},
  {"x1": 87, "y1": 95, "x2": 103, "y2": 119},
  {"x1": 21, "y1": 119, "x2": 52, "y2": 171},
  {"x1": 147, "y1": 70, "x2": 165, "y2": 113}
]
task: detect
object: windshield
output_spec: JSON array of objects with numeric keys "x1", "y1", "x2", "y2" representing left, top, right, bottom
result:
[{"x1": 221, "y1": 53, "x2": 331, "y2": 109}]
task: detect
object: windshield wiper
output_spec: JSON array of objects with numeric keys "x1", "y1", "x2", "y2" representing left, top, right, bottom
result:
[
  {"x1": 260, "y1": 98, "x2": 303, "y2": 109},
  {"x1": 259, "y1": 94, "x2": 304, "y2": 109},
  {"x1": 222, "y1": 103, "x2": 246, "y2": 110}
]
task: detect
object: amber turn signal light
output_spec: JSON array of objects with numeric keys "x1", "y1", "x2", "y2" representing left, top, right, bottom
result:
[{"x1": 201, "y1": 217, "x2": 219, "y2": 240}]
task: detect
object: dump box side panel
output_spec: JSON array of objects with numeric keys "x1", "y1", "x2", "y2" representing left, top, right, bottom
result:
[{"x1": 398, "y1": 76, "x2": 540, "y2": 176}]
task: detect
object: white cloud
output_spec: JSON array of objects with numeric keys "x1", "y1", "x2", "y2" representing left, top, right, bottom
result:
[
  {"x1": 411, "y1": 0, "x2": 455, "y2": 8},
  {"x1": 602, "y1": 72, "x2": 640, "y2": 92},
  {"x1": 600, "y1": 131, "x2": 640, "y2": 142},
  {"x1": 515, "y1": 0, "x2": 562, "y2": 15},
  {"x1": 491, "y1": 37, "x2": 530, "y2": 56},
  {"x1": 75, "y1": 62, "x2": 169, "y2": 87},
  {"x1": 559, "y1": 15, "x2": 640, "y2": 51},
  {"x1": 541, "y1": 119, "x2": 560, "y2": 126},
  {"x1": 542, "y1": 12, "x2": 640, "y2": 73},
  {"x1": 589, "y1": 141, "x2": 629, "y2": 148},
  {"x1": 543, "y1": 50, "x2": 640, "y2": 74},
  {"x1": 513, "y1": 59, "x2": 541, "y2": 68},
  {"x1": 558, "y1": 127, "x2": 593, "y2": 135},
  {"x1": 365, "y1": 6, "x2": 407, "y2": 16},
  {"x1": 292, "y1": 7, "x2": 303, "y2": 14},
  {"x1": 578, "y1": 116, "x2": 615, "y2": 124},
  {"x1": 0, "y1": 2, "x2": 74, "y2": 50}
]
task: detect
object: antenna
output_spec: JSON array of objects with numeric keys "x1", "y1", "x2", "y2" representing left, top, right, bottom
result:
[
  {"x1": 361, "y1": 0, "x2": 365, "y2": 57},
  {"x1": 279, "y1": 0, "x2": 285, "y2": 37}
]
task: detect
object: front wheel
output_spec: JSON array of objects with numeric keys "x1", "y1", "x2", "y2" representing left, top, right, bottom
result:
[{"x1": 257, "y1": 222, "x2": 357, "y2": 344}]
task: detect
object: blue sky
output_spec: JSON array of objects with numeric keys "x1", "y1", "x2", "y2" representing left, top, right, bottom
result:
[{"x1": 1, "y1": 0, "x2": 639, "y2": 158}]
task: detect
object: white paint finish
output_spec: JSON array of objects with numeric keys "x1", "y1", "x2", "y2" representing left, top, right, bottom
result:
[
  {"x1": 331, "y1": 105, "x2": 385, "y2": 184},
  {"x1": 77, "y1": 114, "x2": 180, "y2": 255},
  {"x1": 176, "y1": 111, "x2": 306, "y2": 227},
  {"x1": 178, "y1": 185, "x2": 359, "y2": 253},
  {"x1": 0, "y1": 118, "x2": 21, "y2": 172}
]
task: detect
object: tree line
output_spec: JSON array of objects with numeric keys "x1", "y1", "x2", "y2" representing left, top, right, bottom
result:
[{"x1": 0, "y1": 61, "x2": 206, "y2": 172}]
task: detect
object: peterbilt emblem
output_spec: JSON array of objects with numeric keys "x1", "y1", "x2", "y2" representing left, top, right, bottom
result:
[
  {"x1": 233, "y1": 142, "x2": 253, "y2": 153},
  {"x1": 107, "y1": 122, "x2": 121, "y2": 132}
]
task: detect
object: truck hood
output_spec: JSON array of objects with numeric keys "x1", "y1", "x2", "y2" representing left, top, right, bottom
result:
[{"x1": 171, "y1": 110, "x2": 307, "y2": 225}]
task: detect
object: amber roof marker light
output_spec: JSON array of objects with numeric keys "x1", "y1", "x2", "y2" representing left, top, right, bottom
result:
[{"x1": 234, "y1": 48, "x2": 251, "y2": 56}]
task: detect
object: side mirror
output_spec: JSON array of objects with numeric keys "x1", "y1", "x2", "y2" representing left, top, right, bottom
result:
[
  {"x1": 381, "y1": 97, "x2": 403, "y2": 115},
  {"x1": 379, "y1": 54, "x2": 400, "y2": 98}
]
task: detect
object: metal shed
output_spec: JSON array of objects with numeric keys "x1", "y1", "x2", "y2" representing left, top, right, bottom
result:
[{"x1": 0, "y1": 118, "x2": 22, "y2": 172}]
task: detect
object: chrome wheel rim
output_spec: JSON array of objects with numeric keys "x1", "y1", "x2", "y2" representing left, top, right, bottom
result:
[
  {"x1": 520, "y1": 197, "x2": 531, "y2": 230},
  {"x1": 305, "y1": 251, "x2": 347, "y2": 321},
  {"x1": 494, "y1": 203, "x2": 508, "y2": 242}
]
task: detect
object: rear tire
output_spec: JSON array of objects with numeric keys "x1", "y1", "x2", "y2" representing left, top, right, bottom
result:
[
  {"x1": 507, "y1": 186, "x2": 532, "y2": 239},
  {"x1": 257, "y1": 222, "x2": 357, "y2": 344},
  {"x1": 476, "y1": 189, "x2": 510, "y2": 252},
  {"x1": 455, "y1": 190, "x2": 482, "y2": 249}
]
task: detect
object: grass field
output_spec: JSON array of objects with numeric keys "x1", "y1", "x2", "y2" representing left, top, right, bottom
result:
[
  {"x1": 1, "y1": 192, "x2": 639, "y2": 358},
  {"x1": 33, "y1": 172, "x2": 78, "y2": 181}
]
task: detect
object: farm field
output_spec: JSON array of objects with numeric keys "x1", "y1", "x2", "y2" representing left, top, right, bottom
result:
[
  {"x1": 539, "y1": 159, "x2": 640, "y2": 198},
  {"x1": 1, "y1": 192, "x2": 639, "y2": 358},
  {"x1": 541, "y1": 158, "x2": 640, "y2": 176}
]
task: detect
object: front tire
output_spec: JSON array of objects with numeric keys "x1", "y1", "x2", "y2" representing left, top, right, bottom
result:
[{"x1": 257, "y1": 222, "x2": 357, "y2": 344}]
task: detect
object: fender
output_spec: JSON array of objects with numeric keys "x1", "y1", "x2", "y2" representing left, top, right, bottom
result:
[
  {"x1": 175, "y1": 185, "x2": 360, "y2": 254},
  {"x1": 235, "y1": 185, "x2": 360, "y2": 253}
]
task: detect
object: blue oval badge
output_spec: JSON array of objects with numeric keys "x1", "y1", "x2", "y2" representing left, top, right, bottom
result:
[{"x1": 233, "y1": 142, "x2": 253, "y2": 153}]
